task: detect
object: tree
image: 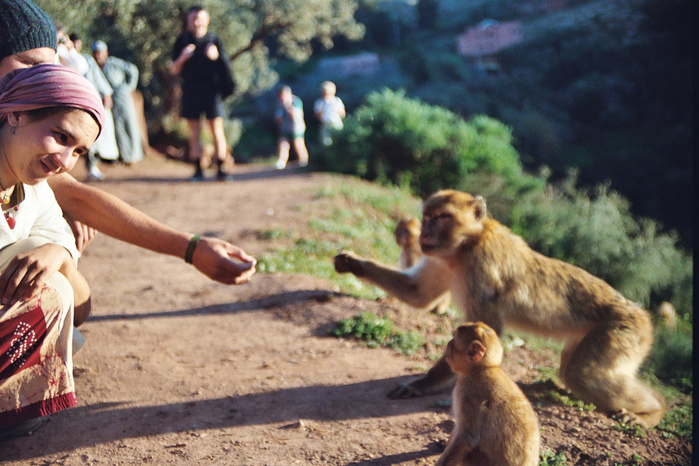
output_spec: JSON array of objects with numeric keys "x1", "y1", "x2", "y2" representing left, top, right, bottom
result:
[
  {"x1": 37, "y1": 0, "x2": 365, "y2": 129},
  {"x1": 416, "y1": 0, "x2": 438, "y2": 30}
]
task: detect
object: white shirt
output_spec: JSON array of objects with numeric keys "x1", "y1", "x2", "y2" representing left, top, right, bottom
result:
[
  {"x1": 0, "y1": 181, "x2": 79, "y2": 265},
  {"x1": 314, "y1": 96, "x2": 345, "y2": 129}
]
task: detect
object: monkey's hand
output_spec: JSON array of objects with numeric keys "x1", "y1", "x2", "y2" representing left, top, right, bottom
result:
[
  {"x1": 386, "y1": 381, "x2": 427, "y2": 399},
  {"x1": 333, "y1": 252, "x2": 365, "y2": 277},
  {"x1": 388, "y1": 361, "x2": 456, "y2": 399},
  {"x1": 611, "y1": 409, "x2": 648, "y2": 428}
]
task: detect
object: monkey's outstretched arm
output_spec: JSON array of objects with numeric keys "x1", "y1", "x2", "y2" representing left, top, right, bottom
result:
[
  {"x1": 387, "y1": 355, "x2": 456, "y2": 399},
  {"x1": 334, "y1": 252, "x2": 452, "y2": 309}
]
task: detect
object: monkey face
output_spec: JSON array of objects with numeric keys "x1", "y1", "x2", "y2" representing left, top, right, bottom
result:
[
  {"x1": 419, "y1": 190, "x2": 487, "y2": 257},
  {"x1": 444, "y1": 333, "x2": 474, "y2": 374},
  {"x1": 395, "y1": 217, "x2": 421, "y2": 247}
]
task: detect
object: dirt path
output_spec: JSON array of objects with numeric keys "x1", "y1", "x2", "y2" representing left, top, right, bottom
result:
[{"x1": 0, "y1": 157, "x2": 691, "y2": 465}]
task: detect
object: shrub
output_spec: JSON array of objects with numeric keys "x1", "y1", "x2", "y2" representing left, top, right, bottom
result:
[
  {"x1": 645, "y1": 321, "x2": 693, "y2": 392},
  {"x1": 510, "y1": 172, "x2": 693, "y2": 319},
  {"x1": 320, "y1": 88, "x2": 541, "y2": 197}
]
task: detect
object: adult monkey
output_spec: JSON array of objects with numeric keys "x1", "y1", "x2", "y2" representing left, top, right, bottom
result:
[{"x1": 334, "y1": 189, "x2": 665, "y2": 428}]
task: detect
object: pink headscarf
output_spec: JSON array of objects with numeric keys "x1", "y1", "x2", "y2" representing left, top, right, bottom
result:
[{"x1": 0, "y1": 63, "x2": 105, "y2": 136}]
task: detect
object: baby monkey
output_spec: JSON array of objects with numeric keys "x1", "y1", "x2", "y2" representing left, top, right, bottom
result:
[{"x1": 436, "y1": 322, "x2": 540, "y2": 466}]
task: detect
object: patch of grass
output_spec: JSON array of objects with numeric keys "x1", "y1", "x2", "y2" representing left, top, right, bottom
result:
[
  {"x1": 611, "y1": 422, "x2": 646, "y2": 438},
  {"x1": 256, "y1": 229, "x2": 290, "y2": 240},
  {"x1": 534, "y1": 366, "x2": 561, "y2": 385},
  {"x1": 329, "y1": 312, "x2": 425, "y2": 355},
  {"x1": 657, "y1": 397, "x2": 693, "y2": 441},
  {"x1": 256, "y1": 177, "x2": 421, "y2": 300},
  {"x1": 539, "y1": 448, "x2": 567, "y2": 466},
  {"x1": 315, "y1": 181, "x2": 421, "y2": 220},
  {"x1": 545, "y1": 388, "x2": 596, "y2": 412},
  {"x1": 431, "y1": 336, "x2": 451, "y2": 347}
]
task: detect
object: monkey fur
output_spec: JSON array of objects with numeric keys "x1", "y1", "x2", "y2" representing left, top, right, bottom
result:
[
  {"x1": 335, "y1": 190, "x2": 665, "y2": 427},
  {"x1": 436, "y1": 322, "x2": 540, "y2": 466}
]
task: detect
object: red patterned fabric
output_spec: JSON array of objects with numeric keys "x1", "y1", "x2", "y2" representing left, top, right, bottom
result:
[
  {"x1": 0, "y1": 285, "x2": 76, "y2": 427},
  {"x1": 0, "y1": 304, "x2": 47, "y2": 379}
]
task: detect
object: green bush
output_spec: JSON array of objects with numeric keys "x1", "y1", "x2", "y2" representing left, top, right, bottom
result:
[
  {"x1": 320, "y1": 88, "x2": 541, "y2": 197},
  {"x1": 510, "y1": 172, "x2": 693, "y2": 319},
  {"x1": 645, "y1": 322, "x2": 693, "y2": 392}
]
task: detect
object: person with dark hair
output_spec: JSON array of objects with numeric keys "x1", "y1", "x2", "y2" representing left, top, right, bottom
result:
[
  {"x1": 169, "y1": 5, "x2": 235, "y2": 181},
  {"x1": 0, "y1": 63, "x2": 105, "y2": 440}
]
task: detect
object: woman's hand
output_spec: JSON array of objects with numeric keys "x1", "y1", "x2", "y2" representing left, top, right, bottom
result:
[
  {"x1": 65, "y1": 216, "x2": 98, "y2": 253},
  {"x1": 191, "y1": 236, "x2": 256, "y2": 285},
  {"x1": 0, "y1": 243, "x2": 73, "y2": 306}
]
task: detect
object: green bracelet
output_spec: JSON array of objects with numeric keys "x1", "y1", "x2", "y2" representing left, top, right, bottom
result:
[{"x1": 184, "y1": 235, "x2": 202, "y2": 264}]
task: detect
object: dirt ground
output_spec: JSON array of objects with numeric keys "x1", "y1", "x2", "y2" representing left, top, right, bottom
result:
[{"x1": 0, "y1": 156, "x2": 692, "y2": 465}]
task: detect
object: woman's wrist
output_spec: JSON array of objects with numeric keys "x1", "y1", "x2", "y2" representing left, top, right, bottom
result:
[{"x1": 184, "y1": 235, "x2": 202, "y2": 264}]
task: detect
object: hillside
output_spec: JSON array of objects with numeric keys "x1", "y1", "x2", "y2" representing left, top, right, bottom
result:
[{"x1": 0, "y1": 157, "x2": 691, "y2": 465}]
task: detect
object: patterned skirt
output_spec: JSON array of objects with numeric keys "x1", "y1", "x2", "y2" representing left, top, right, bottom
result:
[{"x1": 0, "y1": 241, "x2": 76, "y2": 428}]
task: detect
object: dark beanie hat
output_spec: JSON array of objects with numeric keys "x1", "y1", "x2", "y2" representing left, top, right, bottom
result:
[{"x1": 0, "y1": 0, "x2": 57, "y2": 61}]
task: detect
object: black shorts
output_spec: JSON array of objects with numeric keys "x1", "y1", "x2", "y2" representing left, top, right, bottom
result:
[{"x1": 180, "y1": 87, "x2": 225, "y2": 120}]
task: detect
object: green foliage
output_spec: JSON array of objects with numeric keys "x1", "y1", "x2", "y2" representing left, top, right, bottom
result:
[
  {"x1": 545, "y1": 389, "x2": 596, "y2": 413},
  {"x1": 657, "y1": 398, "x2": 693, "y2": 441},
  {"x1": 539, "y1": 448, "x2": 567, "y2": 466},
  {"x1": 36, "y1": 0, "x2": 365, "y2": 115},
  {"x1": 416, "y1": 0, "x2": 439, "y2": 30},
  {"x1": 510, "y1": 172, "x2": 693, "y2": 319},
  {"x1": 320, "y1": 88, "x2": 542, "y2": 198},
  {"x1": 330, "y1": 312, "x2": 424, "y2": 354},
  {"x1": 255, "y1": 178, "x2": 419, "y2": 300},
  {"x1": 644, "y1": 322, "x2": 693, "y2": 393},
  {"x1": 235, "y1": 123, "x2": 277, "y2": 162},
  {"x1": 611, "y1": 422, "x2": 646, "y2": 438}
]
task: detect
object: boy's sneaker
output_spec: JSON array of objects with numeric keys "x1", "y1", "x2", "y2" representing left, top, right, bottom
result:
[
  {"x1": 275, "y1": 160, "x2": 286, "y2": 170},
  {"x1": 190, "y1": 166, "x2": 205, "y2": 182},
  {"x1": 217, "y1": 169, "x2": 233, "y2": 181}
]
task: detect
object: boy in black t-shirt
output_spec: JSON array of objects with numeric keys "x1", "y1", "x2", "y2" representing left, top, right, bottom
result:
[{"x1": 170, "y1": 5, "x2": 234, "y2": 181}]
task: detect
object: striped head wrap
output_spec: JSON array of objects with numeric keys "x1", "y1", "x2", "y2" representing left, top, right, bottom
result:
[{"x1": 0, "y1": 63, "x2": 105, "y2": 136}]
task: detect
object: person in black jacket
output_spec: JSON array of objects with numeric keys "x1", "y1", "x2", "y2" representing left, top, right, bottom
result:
[{"x1": 169, "y1": 5, "x2": 234, "y2": 181}]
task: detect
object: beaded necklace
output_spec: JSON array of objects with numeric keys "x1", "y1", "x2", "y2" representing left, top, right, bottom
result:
[
  {"x1": 0, "y1": 137, "x2": 17, "y2": 229},
  {"x1": 0, "y1": 181, "x2": 17, "y2": 229}
]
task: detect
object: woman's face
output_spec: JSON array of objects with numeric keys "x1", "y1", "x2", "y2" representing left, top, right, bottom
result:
[{"x1": 4, "y1": 109, "x2": 99, "y2": 185}]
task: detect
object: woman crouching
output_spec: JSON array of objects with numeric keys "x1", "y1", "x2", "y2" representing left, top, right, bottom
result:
[{"x1": 0, "y1": 63, "x2": 105, "y2": 439}]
